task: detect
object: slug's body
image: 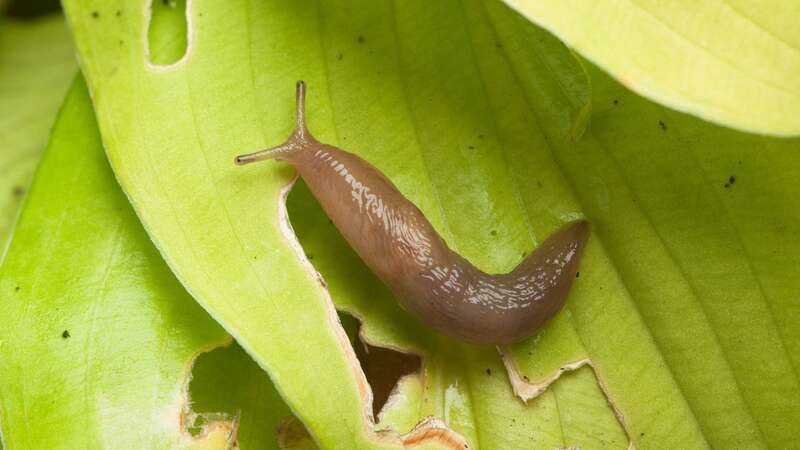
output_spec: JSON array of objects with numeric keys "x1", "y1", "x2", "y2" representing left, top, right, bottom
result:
[{"x1": 237, "y1": 82, "x2": 589, "y2": 344}]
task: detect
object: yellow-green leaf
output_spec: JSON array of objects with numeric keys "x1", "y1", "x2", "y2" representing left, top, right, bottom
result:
[{"x1": 502, "y1": 0, "x2": 800, "y2": 136}]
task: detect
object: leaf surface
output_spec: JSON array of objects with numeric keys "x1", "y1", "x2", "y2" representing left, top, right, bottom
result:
[{"x1": 502, "y1": 0, "x2": 800, "y2": 136}]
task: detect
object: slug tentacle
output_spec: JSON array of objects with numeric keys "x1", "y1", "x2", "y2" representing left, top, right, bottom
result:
[
  {"x1": 236, "y1": 81, "x2": 590, "y2": 345},
  {"x1": 235, "y1": 81, "x2": 312, "y2": 165}
]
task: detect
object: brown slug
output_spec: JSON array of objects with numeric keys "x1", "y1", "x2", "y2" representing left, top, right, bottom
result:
[{"x1": 236, "y1": 81, "x2": 589, "y2": 344}]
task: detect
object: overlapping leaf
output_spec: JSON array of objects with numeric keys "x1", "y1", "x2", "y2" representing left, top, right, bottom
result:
[
  {"x1": 503, "y1": 0, "x2": 800, "y2": 136},
  {"x1": 0, "y1": 78, "x2": 235, "y2": 449},
  {"x1": 0, "y1": 14, "x2": 75, "y2": 247}
]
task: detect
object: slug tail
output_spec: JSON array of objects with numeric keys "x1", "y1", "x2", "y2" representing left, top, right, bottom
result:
[
  {"x1": 511, "y1": 219, "x2": 589, "y2": 313},
  {"x1": 514, "y1": 220, "x2": 589, "y2": 277},
  {"x1": 235, "y1": 80, "x2": 312, "y2": 165},
  {"x1": 485, "y1": 220, "x2": 589, "y2": 343}
]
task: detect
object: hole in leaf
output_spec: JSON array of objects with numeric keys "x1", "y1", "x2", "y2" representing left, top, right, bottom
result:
[
  {"x1": 276, "y1": 415, "x2": 315, "y2": 449},
  {"x1": 340, "y1": 312, "x2": 422, "y2": 415},
  {"x1": 188, "y1": 341, "x2": 293, "y2": 448},
  {"x1": 147, "y1": 0, "x2": 188, "y2": 65},
  {"x1": 5, "y1": 0, "x2": 61, "y2": 18}
]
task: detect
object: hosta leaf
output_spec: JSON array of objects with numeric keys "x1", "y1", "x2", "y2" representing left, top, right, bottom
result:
[
  {"x1": 0, "y1": 78, "x2": 235, "y2": 449},
  {"x1": 61, "y1": 0, "x2": 799, "y2": 448},
  {"x1": 0, "y1": 14, "x2": 75, "y2": 247},
  {"x1": 501, "y1": 0, "x2": 800, "y2": 136}
]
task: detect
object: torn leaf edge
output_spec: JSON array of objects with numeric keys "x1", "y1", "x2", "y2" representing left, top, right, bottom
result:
[{"x1": 499, "y1": 347, "x2": 635, "y2": 450}]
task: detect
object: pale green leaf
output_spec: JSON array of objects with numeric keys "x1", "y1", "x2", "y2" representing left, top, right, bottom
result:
[
  {"x1": 502, "y1": 0, "x2": 800, "y2": 136},
  {"x1": 0, "y1": 14, "x2": 75, "y2": 247}
]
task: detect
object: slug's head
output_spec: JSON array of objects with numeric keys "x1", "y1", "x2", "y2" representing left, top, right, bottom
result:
[{"x1": 235, "y1": 81, "x2": 314, "y2": 165}]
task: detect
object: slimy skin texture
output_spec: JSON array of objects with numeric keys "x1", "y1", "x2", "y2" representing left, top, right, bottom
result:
[{"x1": 237, "y1": 82, "x2": 589, "y2": 344}]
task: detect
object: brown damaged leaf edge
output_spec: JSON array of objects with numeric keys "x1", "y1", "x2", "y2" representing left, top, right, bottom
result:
[{"x1": 237, "y1": 81, "x2": 589, "y2": 345}]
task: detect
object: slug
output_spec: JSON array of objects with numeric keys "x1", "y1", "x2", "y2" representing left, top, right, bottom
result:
[{"x1": 236, "y1": 81, "x2": 589, "y2": 344}]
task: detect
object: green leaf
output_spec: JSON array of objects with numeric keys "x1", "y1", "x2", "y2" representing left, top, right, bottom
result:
[
  {"x1": 0, "y1": 77, "x2": 244, "y2": 449},
  {"x1": 61, "y1": 0, "x2": 799, "y2": 448},
  {"x1": 501, "y1": 0, "x2": 800, "y2": 137},
  {"x1": 0, "y1": 14, "x2": 76, "y2": 247}
]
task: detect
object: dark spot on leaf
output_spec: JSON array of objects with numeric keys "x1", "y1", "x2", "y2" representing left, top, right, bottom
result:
[
  {"x1": 640, "y1": 432, "x2": 645, "y2": 437},
  {"x1": 658, "y1": 120, "x2": 667, "y2": 131},
  {"x1": 575, "y1": 271, "x2": 580, "y2": 278},
  {"x1": 15, "y1": 286, "x2": 20, "y2": 292},
  {"x1": 729, "y1": 175, "x2": 736, "y2": 185},
  {"x1": 738, "y1": 160, "x2": 742, "y2": 165},
  {"x1": 485, "y1": 368, "x2": 491, "y2": 375},
  {"x1": 537, "y1": 181, "x2": 543, "y2": 188},
  {"x1": 62, "y1": 330, "x2": 70, "y2": 339},
  {"x1": 337, "y1": 53, "x2": 343, "y2": 61},
  {"x1": 91, "y1": 10, "x2": 99, "y2": 18},
  {"x1": 478, "y1": 134, "x2": 484, "y2": 139},
  {"x1": 306, "y1": 254, "x2": 314, "y2": 260},
  {"x1": 12, "y1": 186, "x2": 24, "y2": 198},
  {"x1": 357, "y1": 35, "x2": 365, "y2": 44},
  {"x1": 613, "y1": 99, "x2": 619, "y2": 105},
  {"x1": 115, "y1": 10, "x2": 121, "y2": 17},
  {"x1": 521, "y1": 252, "x2": 527, "y2": 258},
  {"x1": 490, "y1": 230, "x2": 497, "y2": 236},
  {"x1": 468, "y1": 145, "x2": 474, "y2": 150},
  {"x1": 724, "y1": 183, "x2": 730, "y2": 188},
  {"x1": 523, "y1": 375, "x2": 529, "y2": 381},
  {"x1": 328, "y1": 219, "x2": 333, "y2": 225},
  {"x1": 495, "y1": 42, "x2": 503, "y2": 49}
]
